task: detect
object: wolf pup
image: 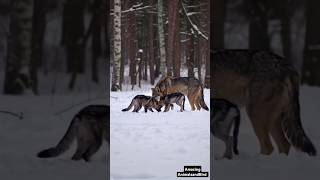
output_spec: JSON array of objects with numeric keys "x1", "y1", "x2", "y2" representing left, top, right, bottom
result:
[
  {"x1": 211, "y1": 98, "x2": 240, "y2": 159},
  {"x1": 157, "y1": 92, "x2": 185, "y2": 112},
  {"x1": 122, "y1": 95, "x2": 161, "y2": 112},
  {"x1": 37, "y1": 105, "x2": 109, "y2": 162},
  {"x1": 152, "y1": 76, "x2": 209, "y2": 111},
  {"x1": 213, "y1": 49, "x2": 316, "y2": 156}
]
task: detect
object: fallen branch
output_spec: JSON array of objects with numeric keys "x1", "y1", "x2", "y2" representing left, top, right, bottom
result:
[{"x1": 0, "y1": 110, "x2": 23, "y2": 120}]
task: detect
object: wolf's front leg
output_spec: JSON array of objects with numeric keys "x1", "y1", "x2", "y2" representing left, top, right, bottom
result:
[{"x1": 164, "y1": 104, "x2": 170, "y2": 112}]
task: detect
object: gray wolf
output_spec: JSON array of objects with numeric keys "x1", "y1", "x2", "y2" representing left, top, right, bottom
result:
[
  {"x1": 37, "y1": 105, "x2": 109, "y2": 161},
  {"x1": 152, "y1": 76, "x2": 209, "y2": 111},
  {"x1": 212, "y1": 49, "x2": 316, "y2": 156},
  {"x1": 121, "y1": 95, "x2": 161, "y2": 112},
  {"x1": 159, "y1": 92, "x2": 185, "y2": 112}
]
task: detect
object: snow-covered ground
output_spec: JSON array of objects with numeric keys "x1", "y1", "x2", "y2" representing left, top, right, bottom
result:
[
  {"x1": 212, "y1": 85, "x2": 320, "y2": 180},
  {"x1": 0, "y1": 94, "x2": 109, "y2": 180},
  {"x1": 110, "y1": 87, "x2": 210, "y2": 180}
]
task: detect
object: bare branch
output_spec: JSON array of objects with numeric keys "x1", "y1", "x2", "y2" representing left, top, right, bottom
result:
[{"x1": 181, "y1": 2, "x2": 208, "y2": 40}]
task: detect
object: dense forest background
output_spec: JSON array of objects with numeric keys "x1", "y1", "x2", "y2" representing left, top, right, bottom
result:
[
  {"x1": 213, "y1": 0, "x2": 320, "y2": 86},
  {"x1": 0, "y1": 0, "x2": 108, "y2": 95},
  {"x1": 110, "y1": 0, "x2": 210, "y2": 91}
]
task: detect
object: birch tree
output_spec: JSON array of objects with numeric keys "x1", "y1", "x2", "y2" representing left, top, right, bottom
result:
[
  {"x1": 157, "y1": 0, "x2": 166, "y2": 77},
  {"x1": 4, "y1": 0, "x2": 33, "y2": 94},
  {"x1": 111, "y1": 0, "x2": 122, "y2": 91}
]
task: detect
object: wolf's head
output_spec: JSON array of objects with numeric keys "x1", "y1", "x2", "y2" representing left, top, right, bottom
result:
[
  {"x1": 152, "y1": 76, "x2": 173, "y2": 97},
  {"x1": 145, "y1": 96, "x2": 163, "y2": 112}
]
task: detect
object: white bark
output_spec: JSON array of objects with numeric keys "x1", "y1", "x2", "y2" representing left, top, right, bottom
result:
[
  {"x1": 4, "y1": 0, "x2": 33, "y2": 94},
  {"x1": 111, "y1": 0, "x2": 122, "y2": 91}
]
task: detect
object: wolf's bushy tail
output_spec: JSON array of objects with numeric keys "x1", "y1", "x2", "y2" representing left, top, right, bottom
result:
[
  {"x1": 121, "y1": 100, "x2": 134, "y2": 112},
  {"x1": 281, "y1": 74, "x2": 316, "y2": 156},
  {"x1": 37, "y1": 116, "x2": 79, "y2": 158},
  {"x1": 232, "y1": 107, "x2": 240, "y2": 155},
  {"x1": 199, "y1": 86, "x2": 209, "y2": 111}
]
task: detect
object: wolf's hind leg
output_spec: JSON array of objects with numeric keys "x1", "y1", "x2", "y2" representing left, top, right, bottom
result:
[
  {"x1": 72, "y1": 139, "x2": 89, "y2": 161},
  {"x1": 187, "y1": 95, "x2": 196, "y2": 111},
  {"x1": 82, "y1": 141, "x2": 103, "y2": 162},
  {"x1": 195, "y1": 96, "x2": 201, "y2": 110},
  {"x1": 270, "y1": 117, "x2": 290, "y2": 154},
  {"x1": 224, "y1": 137, "x2": 233, "y2": 159},
  {"x1": 213, "y1": 132, "x2": 233, "y2": 159},
  {"x1": 133, "y1": 105, "x2": 141, "y2": 112},
  {"x1": 246, "y1": 104, "x2": 274, "y2": 155}
]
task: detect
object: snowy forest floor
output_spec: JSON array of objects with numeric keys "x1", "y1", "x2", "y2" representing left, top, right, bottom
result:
[
  {"x1": 212, "y1": 86, "x2": 320, "y2": 180},
  {"x1": 0, "y1": 94, "x2": 108, "y2": 179},
  {"x1": 110, "y1": 87, "x2": 210, "y2": 180}
]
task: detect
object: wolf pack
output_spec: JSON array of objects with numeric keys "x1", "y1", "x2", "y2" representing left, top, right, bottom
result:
[
  {"x1": 121, "y1": 76, "x2": 209, "y2": 113},
  {"x1": 37, "y1": 76, "x2": 210, "y2": 162},
  {"x1": 36, "y1": 49, "x2": 317, "y2": 162}
]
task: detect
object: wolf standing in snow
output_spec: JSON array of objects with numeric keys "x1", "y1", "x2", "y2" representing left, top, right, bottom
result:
[
  {"x1": 158, "y1": 92, "x2": 185, "y2": 112},
  {"x1": 152, "y1": 76, "x2": 209, "y2": 111},
  {"x1": 37, "y1": 105, "x2": 109, "y2": 162},
  {"x1": 121, "y1": 95, "x2": 162, "y2": 112},
  {"x1": 211, "y1": 98, "x2": 240, "y2": 159},
  {"x1": 212, "y1": 49, "x2": 316, "y2": 156}
]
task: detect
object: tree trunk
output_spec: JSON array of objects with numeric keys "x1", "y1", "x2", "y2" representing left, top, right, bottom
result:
[
  {"x1": 128, "y1": 1, "x2": 137, "y2": 89},
  {"x1": 204, "y1": 0, "x2": 210, "y2": 88},
  {"x1": 137, "y1": 4, "x2": 144, "y2": 86},
  {"x1": 187, "y1": 24, "x2": 195, "y2": 78},
  {"x1": 195, "y1": 35, "x2": 201, "y2": 82},
  {"x1": 302, "y1": 0, "x2": 320, "y2": 86},
  {"x1": 148, "y1": 0, "x2": 155, "y2": 85},
  {"x1": 105, "y1": 0, "x2": 110, "y2": 61},
  {"x1": 280, "y1": 0, "x2": 292, "y2": 61},
  {"x1": 4, "y1": 0, "x2": 33, "y2": 95},
  {"x1": 245, "y1": 0, "x2": 270, "y2": 50},
  {"x1": 88, "y1": 0, "x2": 102, "y2": 83},
  {"x1": 111, "y1": 0, "x2": 122, "y2": 91},
  {"x1": 213, "y1": 0, "x2": 225, "y2": 48},
  {"x1": 142, "y1": 12, "x2": 148, "y2": 81},
  {"x1": 91, "y1": 0, "x2": 103, "y2": 83},
  {"x1": 157, "y1": 0, "x2": 166, "y2": 77},
  {"x1": 167, "y1": 0, "x2": 181, "y2": 77},
  {"x1": 104, "y1": 0, "x2": 110, "y2": 91},
  {"x1": 31, "y1": 0, "x2": 47, "y2": 94},
  {"x1": 120, "y1": 0, "x2": 129, "y2": 85},
  {"x1": 61, "y1": 0, "x2": 86, "y2": 90}
]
